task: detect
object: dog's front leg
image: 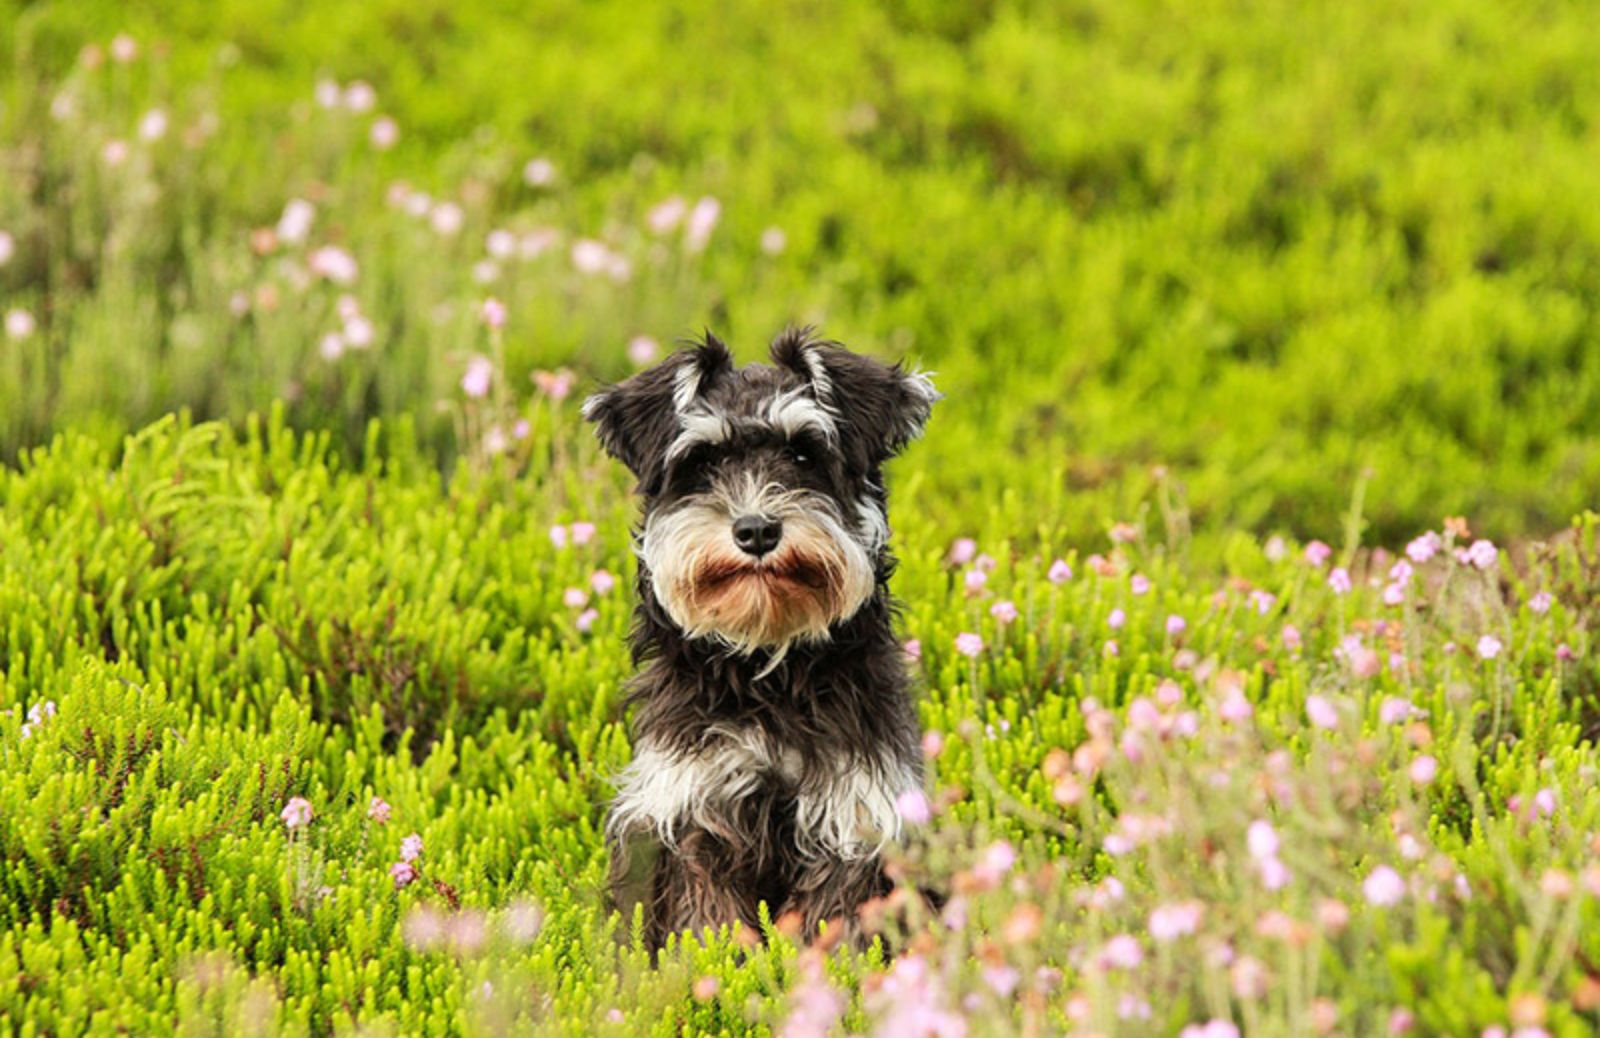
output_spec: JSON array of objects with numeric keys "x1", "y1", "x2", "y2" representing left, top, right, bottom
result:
[
  {"x1": 648, "y1": 826, "x2": 763, "y2": 948},
  {"x1": 781, "y1": 853, "x2": 892, "y2": 943}
]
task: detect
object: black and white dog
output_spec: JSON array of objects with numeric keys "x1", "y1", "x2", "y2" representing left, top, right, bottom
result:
[{"x1": 583, "y1": 328, "x2": 938, "y2": 948}]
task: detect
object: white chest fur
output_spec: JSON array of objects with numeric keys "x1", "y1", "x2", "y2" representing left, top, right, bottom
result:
[{"x1": 608, "y1": 727, "x2": 917, "y2": 860}]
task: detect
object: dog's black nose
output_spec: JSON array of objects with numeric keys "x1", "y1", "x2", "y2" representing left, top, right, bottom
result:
[{"x1": 732, "y1": 515, "x2": 783, "y2": 557}]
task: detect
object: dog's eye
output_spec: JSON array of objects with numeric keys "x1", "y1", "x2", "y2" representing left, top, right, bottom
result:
[{"x1": 786, "y1": 445, "x2": 811, "y2": 466}]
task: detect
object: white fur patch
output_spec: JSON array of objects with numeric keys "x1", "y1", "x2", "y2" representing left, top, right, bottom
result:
[
  {"x1": 609, "y1": 730, "x2": 917, "y2": 860},
  {"x1": 764, "y1": 388, "x2": 837, "y2": 443},
  {"x1": 796, "y1": 753, "x2": 919, "y2": 860},
  {"x1": 854, "y1": 497, "x2": 889, "y2": 552},
  {"x1": 666, "y1": 408, "x2": 733, "y2": 461},
  {"x1": 801, "y1": 347, "x2": 834, "y2": 405},
  {"x1": 672, "y1": 361, "x2": 704, "y2": 414}
]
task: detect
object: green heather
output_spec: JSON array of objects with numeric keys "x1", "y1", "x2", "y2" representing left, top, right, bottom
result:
[{"x1": 0, "y1": 1, "x2": 1597, "y2": 1034}]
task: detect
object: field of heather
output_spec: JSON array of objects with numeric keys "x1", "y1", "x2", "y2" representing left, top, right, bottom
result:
[{"x1": 1, "y1": 2, "x2": 1598, "y2": 1035}]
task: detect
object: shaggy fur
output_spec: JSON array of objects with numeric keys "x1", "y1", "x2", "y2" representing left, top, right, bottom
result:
[{"x1": 584, "y1": 327, "x2": 937, "y2": 948}]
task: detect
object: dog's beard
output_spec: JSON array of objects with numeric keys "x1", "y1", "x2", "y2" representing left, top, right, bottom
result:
[{"x1": 640, "y1": 479, "x2": 875, "y2": 657}]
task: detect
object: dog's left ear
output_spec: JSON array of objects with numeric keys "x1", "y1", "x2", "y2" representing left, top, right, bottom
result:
[
  {"x1": 583, "y1": 334, "x2": 735, "y2": 492},
  {"x1": 771, "y1": 327, "x2": 940, "y2": 470}
]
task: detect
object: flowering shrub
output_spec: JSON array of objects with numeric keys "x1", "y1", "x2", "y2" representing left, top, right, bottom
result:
[{"x1": 0, "y1": 420, "x2": 1594, "y2": 1033}]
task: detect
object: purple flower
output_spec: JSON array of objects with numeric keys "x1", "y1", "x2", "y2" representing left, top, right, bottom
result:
[
  {"x1": 895, "y1": 789, "x2": 932, "y2": 825},
  {"x1": 390, "y1": 861, "x2": 417, "y2": 889},
  {"x1": 1304, "y1": 540, "x2": 1333, "y2": 566},
  {"x1": 1327, "y1": 567, "x2": 1352, "y2": 594},
  {"x1": 1166, "y1": 614, "x2": 1187, "y2": 637},
  {"x1": 903, "y1": 639, "x2": 922, "y2": 661},
  {"x1": 989, "y1": 600, "x2": 1018, "y2": 624},
  {"x1": 1363, "y1": 865, "x2": 1405, "y2": 906},
  {"x1": 1464, "y1": 539, "x2": 1498, "y2": 570},
  {"x1": 563, "y1": 587, "x2": 590, "y2": 609},
  {"x1": 1107, "y1": 608, "x2": 1126, "y2": 630},
  {"x1": 1409, "y1": 755, "x2": 1437, "y2": 784},
  {"x1": 1246, "y1": 820, "x2": 1279, "y2": 860},
  {"x1": 684, "y1": 196, "x2": 721, "y2": 252},
  {"x1": 963, "y1": 568, "x2": 988, "y2": 593},
  {"x1": 949, "y1": 537, "x2": 977, "y2": 565},
  {"x1": 1476, "y1": 635, "x2": 1503, "y2": 660},
  {"x1": 1529, "y1": 591, "x2": 1552, "y2": 615},
  {"x1": 1148, "y1": 901, "x2": 1204, "y2": 942},
  {"x1": 1248, "y1": 590, "x2": 1276, "y2": 615},
  {"x1": 589, "y1": 569, "x2": 616, "y2": 595},
  {"x1": 1047, "y1": 558, "x2": 1072, "y2": 583},
  {"x1": 367, "y1": 796, "x2": 391, "y2": 823},
  {"x1": 1305, "y1": 694, "x2": 1338, "y2": 729},
  {"x1": 1100, "y1": 934, "x2": 1143, "y2": 970},
  {"x1": 280, "y1": 797, "x2": 313, "y2": 830},
  {"x1": 400, "y1": 833, "x2": 424, "y2": 863},
  {"x1": 575, "y1": 608, "x2": 599, "y2": 633},
  {"x1": 1382, "y1": 583, "x2": 1406, "y2": 606},
  {"x1": 570, "y1": 521, "x2": 596, "y2": 545},
  {"x1": 954, "y1": 632, "x2": 984, "y2": 658},
  {"x1": 1405, "y1": 531, "x2": 1441, "y2": 563},
  {"x1": 1130, "y1": 574, "x2": 1151, "y2": 595},
  {"x1": 460, "y1": 355, "x2": 493, "y2": 398},
  {"x1": 1379, "y1": 697, "x2": 1419, "y2": 724},
  {"x1": 480, "y1": 297, "x2": 507, "y2": 329}
]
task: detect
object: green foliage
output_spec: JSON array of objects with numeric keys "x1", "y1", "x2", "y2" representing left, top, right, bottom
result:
[{"x1": 0, "y1": 419, "x2": 1592, "y2": 1033}]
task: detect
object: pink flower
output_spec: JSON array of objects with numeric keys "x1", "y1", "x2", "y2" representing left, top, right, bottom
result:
[
  {"x1": 308, "y1": 245, "x2": 358, "y2": 285},
  {"x1": 1166, "y1": 614, "x2": 1187, "y2": 637},
  {"x1": 343, "y1": 80, "x2": 376, "y2": 112},
  {"x1": 570, "y1": 521, "x2": 596, "y2": 545},
  {"x1": 949, "y1": 537, "x2": 977, "y2": 565},
  {"x1": 1182, "y1": 1021, "x2": 1240, "y2": 1038},
  {"x1": 1363, "y1": 865, "x2": 1405, "y2": 906},
  {"x1": 0, "y1": 230, "x2": 14, "y2": 266},
  {"x1": 1248, "y1": 590, "x2": 1276, "y2": 615},
  {"x1": 138, "y1": 108, "x2": 168, "y2": 141},
  {"x1": 1104, "y1": 639, "x2": 1119, "y2": 657},
  {"x1": 1529, "y1": 591, "x2": 1552, "y2": 615},
  {"x1": 1388, "y1": 1009, "x2": 1416, "y2": 1035},
  {"x1": 1148, "y1": 901, "x2": 1204, "y2": 942},
  {"x1": 1476, "y1": 635, "x2": 1503, "y2": 660},
  {"x1": 1382, "y1": 583, "x2": 1406, "y2": 606},
  {"x1": 1130, "y1": 574, "x2": 1151, "y2": 595},
  {"x1": 390, "y1": 861, "x2": 417, "y2": 889},
  {"x1": 1100, "y1": 934, "x2": 1143, "y2": 970},
  {"x1": 429, "y1": 203, "x2": 464, "y2": 236},
  {"x1": 955, "y1": 632, "x2": 984, "y2": 658},
  {"x1": 990, "y1": 600, "x2": 1018, "y2": 623},
  {"x1": 903, "y1": 639, "x2": 922, "y2": 662},
  {"x1": 563, "y1": 587, "x2": 590, "y2": 609},
  {"x1": 760, "y1": 226, "x2": 787, "y2": 255},
  {"x1": 627, "y1": 336, "x2": 659, "y2": 366},
  {"x1": 1464, "y1": 539, "x2": 1498, "y2": 570},
  {"x1": 575, "y1": 608, "x2": 599, "y2": 633},
  {"x1": 973, "y1": 841, "x2": 1016, "y2": 886},
  {"x1": 1219, "y1": 688, "x2": 1253, "y2": 723},
  {"x1": 1281, "y1": 624, "x2": 1302, "y2": 652},
  {"x1": 485, "y1": 229, "x2": 516, "y2": 259},
  {"x1": 110, "y1": 34, "x2": 138, "y2": 63},
  {"x1": 1388, "y1": 559, "x2": 1414, "y2": 585},
  {"x1": 589, "y1": 569, "x2": 616, "y2": 595},
  {"x1": 480, "y1": 298, "x2": 507, "y2": 329},
  {"x1": 1305, "y1": 694, "x2": 1338, "y2": 729},
  {"x1": 1379, "y1": 697, "x2": 1419, "y2": 724},
  {"x1": 4, "y1": 309, "x2": 36, "y2": 340},
  {"x1": 549, "y1": 524, "x2": 568, "y2": 548},
  {"x1": 400, "y1": 833, "x2": 424, "y2": 863},
  {"x1": 1047, "y1": 558, "x2": 1072, "y2": 583},
  {"x1": 1107, "y1": 608, "x2": 1126, "y2": 631},
  {"x1": 518, "y1": 228, "x2": 558, "y2": 258},
  {"x1": 369, "y1": 116, "x2": 399, "y2": 150},
  {"x1": 646, "y1": 196, "x2": 687, "y2": 234},
  {"x1": 460, "y1": 355, "x2": 493, "y2": 398},
  {"x1": 280, "y1": 797, "x2": 313, "y2": 830},
  {"x1": 367, "y1": 796, "x2": 392, "y2": 823},
  {"x1": 522, "y1": 157, "x2": 556, "y2": 187},
  {"x1": 684, "y1": 196, "x2": 721, "y2": 252},
  {"x1": 895, "y1": 789, "x2": 932, "y2": 825},
  {"x1": 1304, "y1": 540, "x2": 1333, "y2": 566},
  {"x1": 963, "y1": 568, "x2": 987, "y2": 593},
  {"x1": 1327, "y1": 567, "x2": 1352, "y2": 594},
  {"x1": 920, "y1": 730, "x2": 943, "y2": 756},
  {"x1": 1407, "y1": 754, "x2": 1438, "y2": 784},
  {"x1": 1247, "y1": 820, "x2": 1279, "y2": 860},
  {"x1": 1257, "y1": 856, "x2": 1291, "y2": 891},
  {"x1": 1556, "y1": 643, "x2": 1574, "y2": 661},
  {"x1": 1403, "y1": 532, "x2": 1439, "y2": 564}
]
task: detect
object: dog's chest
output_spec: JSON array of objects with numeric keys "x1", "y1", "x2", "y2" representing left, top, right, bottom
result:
[{"x1": 609, "y1": 726, "x2": 914, "y2": 859}]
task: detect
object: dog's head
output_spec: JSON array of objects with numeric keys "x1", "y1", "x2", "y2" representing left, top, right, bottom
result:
[{"x1": 584, "y1": 328, "x2": 938, "y2": 655}]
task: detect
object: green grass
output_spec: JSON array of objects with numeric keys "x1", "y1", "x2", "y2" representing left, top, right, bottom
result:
[{"x1": 1, "y1": 0, "x2": 1599, "y2": 1034}]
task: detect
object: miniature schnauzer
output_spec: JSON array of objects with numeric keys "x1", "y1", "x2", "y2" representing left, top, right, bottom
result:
[{"x1": 584, "y1": 327, "x2": 938, "y2": 948}]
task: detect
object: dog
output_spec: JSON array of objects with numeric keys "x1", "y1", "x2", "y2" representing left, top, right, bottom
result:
[{"x1": 583, "y1": 327, "x2": 938, "y2": 948}]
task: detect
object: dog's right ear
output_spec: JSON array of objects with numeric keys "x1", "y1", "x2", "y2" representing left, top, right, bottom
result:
[{"x1": 582, "y1": 333, "x2": 734, "y2": 492}]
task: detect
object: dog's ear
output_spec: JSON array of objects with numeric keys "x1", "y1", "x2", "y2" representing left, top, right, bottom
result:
[
  {"x1": 771, "y1": 327, "x2": 939, "y2": 470},
  {"x1": 583, "y1": 333, "x2": 734, "y2": 491}
]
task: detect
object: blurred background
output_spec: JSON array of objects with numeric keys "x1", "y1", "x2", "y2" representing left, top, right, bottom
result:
[{"x1": 3, "y1": 0, "x2": 1599, "y2": 547}]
